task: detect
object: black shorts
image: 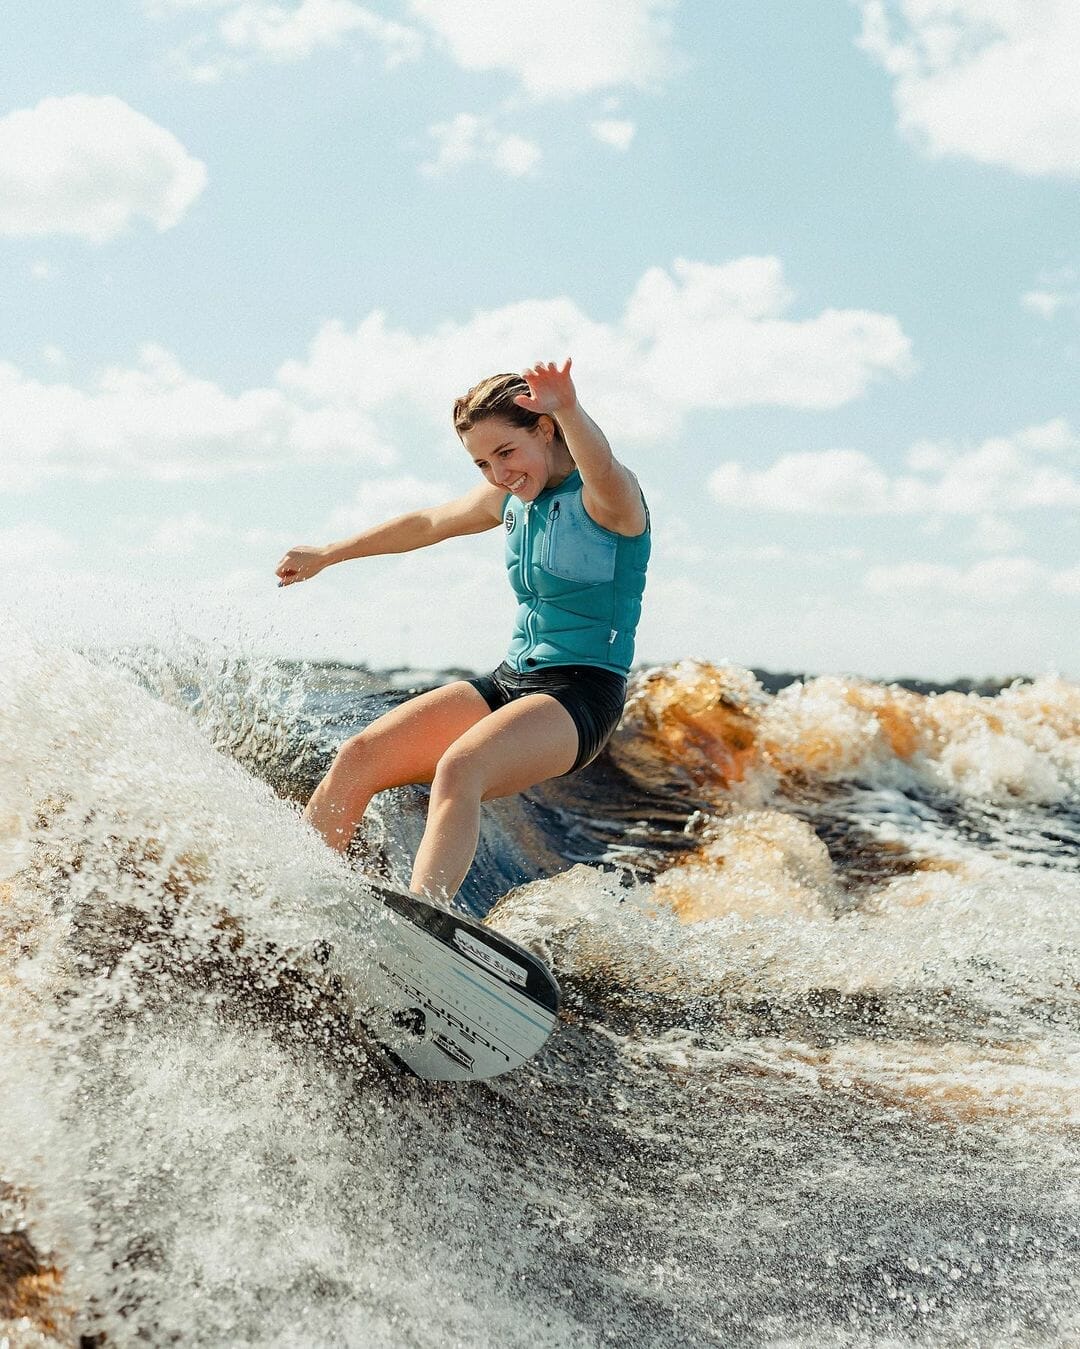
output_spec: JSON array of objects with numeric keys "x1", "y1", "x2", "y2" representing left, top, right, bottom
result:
[{"x1": 467, "y1": 661, "x2": 628, "y2": 774}]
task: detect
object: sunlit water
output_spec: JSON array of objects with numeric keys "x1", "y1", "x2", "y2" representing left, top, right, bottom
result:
[{"x1": 2, "y1": 638, "x2": 1077, "y2": 1346}]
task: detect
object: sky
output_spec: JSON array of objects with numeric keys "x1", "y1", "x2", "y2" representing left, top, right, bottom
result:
[{"x1": 2, "y1": 0, "x2": 1079, "y2": 681}]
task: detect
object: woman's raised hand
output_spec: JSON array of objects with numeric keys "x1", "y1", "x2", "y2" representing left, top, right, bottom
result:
[
  {"x1": 275, "y1": 545, "x2": 329, "y2": 587},
  {"x1": 514, "y1": 358, "x2": 577, "y2": 417}
]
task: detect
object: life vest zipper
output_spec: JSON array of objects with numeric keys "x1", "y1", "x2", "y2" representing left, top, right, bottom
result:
[{"x1": 520, "y1": 502, "x2": 536, "y2": 668}]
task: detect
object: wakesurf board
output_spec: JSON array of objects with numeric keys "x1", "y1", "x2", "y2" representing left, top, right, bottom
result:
[{"x1": 327, "y1": 881, "x2": 560, "y2": 1082}]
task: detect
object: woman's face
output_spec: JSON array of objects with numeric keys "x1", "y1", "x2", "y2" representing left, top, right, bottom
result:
[{"x1": 461, "y1": 416, "x2": 558, "y2": 500}]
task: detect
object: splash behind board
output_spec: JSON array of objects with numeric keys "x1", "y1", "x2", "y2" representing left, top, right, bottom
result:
[{"x1": 337, "y1": 882, "x2": 560, "y2": 1081}]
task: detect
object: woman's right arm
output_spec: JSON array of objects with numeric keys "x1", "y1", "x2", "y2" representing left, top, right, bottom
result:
[{"x1": 275, "y1": 481, "x2": 505, "y2": 586}]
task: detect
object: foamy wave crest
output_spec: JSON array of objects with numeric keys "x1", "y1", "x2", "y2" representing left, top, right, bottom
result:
[{"x1": 612, "y1": 660, "x2": 1080, "y2": 807}]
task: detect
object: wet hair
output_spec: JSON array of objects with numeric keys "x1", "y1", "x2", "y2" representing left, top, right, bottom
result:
[{"x1": 452, "y1": 372, "x2": 565, "y2": 445}]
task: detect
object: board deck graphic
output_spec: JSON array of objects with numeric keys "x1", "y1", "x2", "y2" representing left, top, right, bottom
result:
[{"x1": 333, "y1": 882, "x2": 561, "y2": 1082}]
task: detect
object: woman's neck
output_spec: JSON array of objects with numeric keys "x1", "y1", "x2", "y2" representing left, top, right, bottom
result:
[{"x1": 544, "y1": 447, "x2": 576, "y2": 490}]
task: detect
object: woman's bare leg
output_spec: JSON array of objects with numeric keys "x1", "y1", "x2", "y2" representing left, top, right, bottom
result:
[
  {"x1": 410, "y1": 694, "x2": 579, "y2": 901},
  {"x1": 304, "y1": 681, "x2": 491, "y2": 852}
]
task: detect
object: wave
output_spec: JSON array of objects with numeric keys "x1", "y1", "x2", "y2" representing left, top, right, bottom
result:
[{"x1": 2, "y1": 639, "x2": 1078, "y2": 1346}]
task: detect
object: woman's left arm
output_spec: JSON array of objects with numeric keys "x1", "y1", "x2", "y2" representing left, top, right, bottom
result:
[{"x1": 516, "y1": 359, "x2": 647, "y2": 536}]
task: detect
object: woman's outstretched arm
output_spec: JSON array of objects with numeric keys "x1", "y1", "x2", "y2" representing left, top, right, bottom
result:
[
  {"x1": 515, "y1": 359, "x2": 647, "y2": 536},
  {"x1": 275, "y1": 481, "x2": 505, "y2": 586}
]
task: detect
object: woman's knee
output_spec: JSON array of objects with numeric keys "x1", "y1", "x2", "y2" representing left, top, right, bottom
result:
[
  {"x1": 430, "y1": 745, "x2": 485, "y2": 801},
  {"x1": 327, "y1": 730, "x2": 379, "y2": 787}
]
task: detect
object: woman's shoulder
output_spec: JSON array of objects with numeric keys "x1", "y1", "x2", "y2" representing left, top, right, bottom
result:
[{"x1": 579, "y1": 465, "x2": 649, "y2": 538}]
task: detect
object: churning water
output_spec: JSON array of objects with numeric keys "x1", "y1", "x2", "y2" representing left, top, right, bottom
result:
[{"x1": 2, "y1": 638, "x2": 1078, "y2": 1346}]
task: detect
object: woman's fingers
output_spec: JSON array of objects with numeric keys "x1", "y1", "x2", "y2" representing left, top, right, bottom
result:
[
  {"x1": 276, "y1": 547, "x2": 319, "y2": 585},
  {"x1": 522, "y1": 358, "x2": 571, "y2": 381},
  {"x1": 518, "y1": 358, "x2": 575, "y2": 413}
]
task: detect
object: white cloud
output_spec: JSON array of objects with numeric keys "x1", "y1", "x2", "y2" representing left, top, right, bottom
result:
[
  {"x1": 0, "y1": 523, "x2": 77, "y2": 566},
  {"x1": 863, "y1": 556, "x2": 1046, "y2": 600},
  {"x1": 857, "y1": 0, "x2": 1080, "y2": 177},
  {"x1": 218, "y1": 0, "x2": 418, "y2": 61},
  {"x1": 147, "y1": 0, "x2": 672, "y2": 172},
  {"x1": 8, "y1": 258, "x2": 909, "y2": 491},
  {"x1": 278, "y1": 255, "x2": 913, "y2": 442},
  {"x1": 627, "y1": 257, "x2": 913, "y2": 410},
  {"x1": 969, "y1": 513, "x2": 1025, "y2": 552},
  {"x1": 268, "y1": 535, "x2": 510, "y2": 669},
  {"x1": 709, "y1": 419, "x2": 1080, "y2": 515},
  {"x1": 240, "y1": 526, "x2": 290, "y2": 548},
  {"x1": 1014, "y1": 416, "x2": 1076, "y2": 453},
  {"x1": 904, "y1": 438, "x2": 951, "y2": 473},
  {"x1": 420, "y1": 113, "x2": 541, "y2": 179},
  {"x1": 116, "y1": 513, "x2": 286, "y2": 559},
  {"x1": 0, "y1": 96, "x2": 206, "y2": 243},
  {"x1": 406, "y1": 0, "x2": 680, "y2": 99},
  {"x1": 0, "y1": 343, "x2": 395, "y2": 491},
  {"x1": 709, "y1": 449, "x2": 891, "y2": 514},
  {"x1": 1022, "y1": 267, "x2": 1080, "y2": 318},
  {"x1": 323, "y1": 473, "x2": 455, "y2": 536},
  {"x1": 650, "y1": 513, "x2": 712, "y2": 565},
  {"x1": 1051, "y1": 564, "x2": 1080, "y2": 595},
  {"x1": 1022, "y1": 289, "x2": 1069, "y2": 319},
  {"x1": 156, "y1": 0, "x2": 422, "y2": 80},
  {"x1": 590, "y1": 118, "x2": 637, "y2": 151},
  {"x1": 633, "y1": 574, "x2": 736, "y2": 662},
  {"x1": 121, "y1": 511, "x2": 229, "y2": 556},
  {"x1": 652, "y1": 518, "x2": 866, "y2": 569},
  {"x1": 146, "y1": 0, "x2": 235, "y2": 10}
]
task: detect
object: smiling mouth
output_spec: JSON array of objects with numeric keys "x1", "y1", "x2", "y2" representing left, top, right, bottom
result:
[{"x1": 507, "y1": 474, "x2": 527, "y2": 492}]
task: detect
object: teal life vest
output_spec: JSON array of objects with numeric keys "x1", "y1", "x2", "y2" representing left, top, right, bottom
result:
[{"x1": 501, "y1": 468, "x2": 650, "y2": 677}]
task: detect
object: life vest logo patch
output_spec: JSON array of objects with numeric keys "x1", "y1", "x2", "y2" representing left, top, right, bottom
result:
[{"x1": 505, "y1": 510, "x2": 515, "y2": 533}]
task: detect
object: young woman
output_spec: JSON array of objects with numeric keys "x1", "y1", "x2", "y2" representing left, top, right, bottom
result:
[{"x1": 276, "y1": 358, "x2": 650, "y2": 903}]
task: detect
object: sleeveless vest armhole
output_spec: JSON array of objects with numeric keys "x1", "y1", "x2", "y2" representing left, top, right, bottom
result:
[
  {"x1": 578, "y1": 482, "x2": 651, "y2": 541},
  {"x1": 616, "y1": 486, "x2": 649, "y2": 539}
]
